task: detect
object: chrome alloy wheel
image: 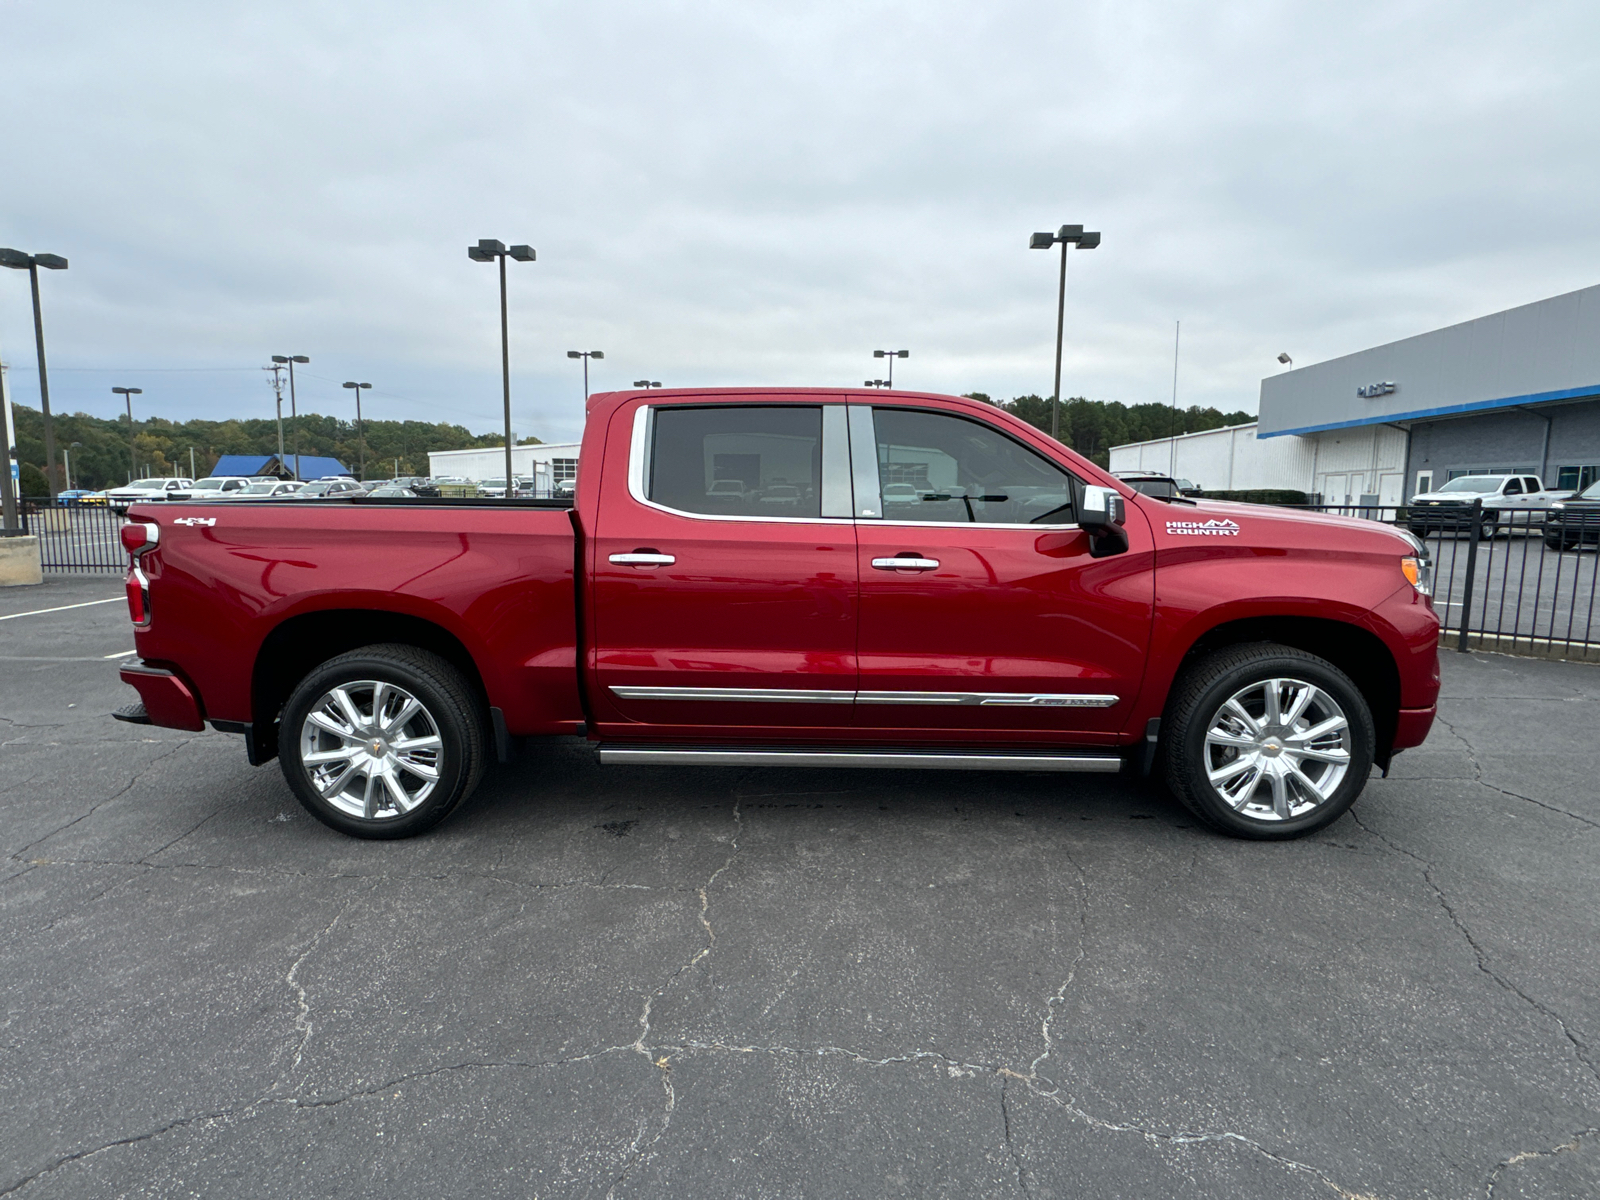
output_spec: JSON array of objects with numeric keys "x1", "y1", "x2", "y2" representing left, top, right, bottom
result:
[
  {"x1": 1203, "y1": 678, "x2": 1352, "y2": 821},
  {"x1": 297, "y1": 681, "x2": 442, "y2": 821}
]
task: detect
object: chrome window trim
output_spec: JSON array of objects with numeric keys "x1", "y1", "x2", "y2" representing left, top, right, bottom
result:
[
  {"x1": 610, "y1": 686, "x2": 855, "y2": 704},
  {"x1": 610, "y1": 685, "x2": 1118, "y2": 708},
  {"x1": 626, "y1": 403, "x2": 855, "y2": 527},
  {"x1": 855, "y1": 691, "x2": 1120, "y2": 708}
]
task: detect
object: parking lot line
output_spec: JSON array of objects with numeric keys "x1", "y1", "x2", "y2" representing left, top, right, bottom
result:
[
  {"x1": 0, "y1": 598, "x2": 123, "y2": 621},
  {"x1": 103, "y1": 649, "x2": 137, "y2": 658}
]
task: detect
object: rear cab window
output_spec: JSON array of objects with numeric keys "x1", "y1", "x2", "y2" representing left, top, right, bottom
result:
[{"x1": 648, "y1": 406, "x2": 823, "y2": 518}]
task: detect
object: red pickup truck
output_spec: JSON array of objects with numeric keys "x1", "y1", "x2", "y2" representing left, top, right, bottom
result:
[{"x1": 115, "y1": 388, "x2": 1439, "y2": 841}]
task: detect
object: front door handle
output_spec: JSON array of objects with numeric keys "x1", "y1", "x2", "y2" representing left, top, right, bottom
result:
[
  {"x1": 610, "y1": 552, "x2": 676, "y2": 567},
  {"x1": 872, "y1": 556, "x2": 940, "y2": 571}
]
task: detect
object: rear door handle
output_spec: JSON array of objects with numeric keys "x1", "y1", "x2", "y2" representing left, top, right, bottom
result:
[
  {"x1": 872, "y1": 556, "x2": 940, "y2": 571},
  {"x1": 610, "y1": 552, "x2": 676, "y2": 566}
]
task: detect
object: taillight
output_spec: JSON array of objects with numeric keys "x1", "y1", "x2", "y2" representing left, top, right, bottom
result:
[
  {"x1": 126, "y1": 566, "x2": 150, "y2": 626},
  {"x1": 121, "y1": 522, "x2": 160, "y2": 555}
]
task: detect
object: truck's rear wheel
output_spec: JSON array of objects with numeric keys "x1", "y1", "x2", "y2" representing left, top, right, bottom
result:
[
  {"x1": 1164, "y1": 643, "x2": 1374, "y2": 839},
  {"x1": 278, "y1": 644, "x2": 486, "y2": 839}
]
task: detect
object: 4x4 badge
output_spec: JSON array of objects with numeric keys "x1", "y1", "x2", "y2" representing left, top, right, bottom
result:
[
  {"x1": 1166, "y1": 518, "x2": 1239, "y2": 537},
  {"x1": 173, "y1": 517, "x2": 217, "y2": 527}
]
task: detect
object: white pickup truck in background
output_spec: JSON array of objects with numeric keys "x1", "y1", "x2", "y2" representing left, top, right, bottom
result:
[{"x1": 1407, "y1": 474, "x2": 1574, "y2": 537}]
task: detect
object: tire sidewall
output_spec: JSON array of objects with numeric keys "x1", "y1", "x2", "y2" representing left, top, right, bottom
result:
[
  {"x1": 1177, "y1": 652, "x2": 1374, "y2": 839},
  {"x1": 279, "y1": 651, "x2": 475, "y2": 838}
]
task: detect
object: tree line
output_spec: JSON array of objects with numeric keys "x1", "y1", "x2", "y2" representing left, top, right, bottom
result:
[
  {"x1": 6, "y1": 403, "x2": 538, "y2": 493},
  {"x1": 963, "y1": 394, "x2": 1253, "y2": 467},
  {"x1": 7, "y1": 392, "x2": 1254, "y2": 494}
]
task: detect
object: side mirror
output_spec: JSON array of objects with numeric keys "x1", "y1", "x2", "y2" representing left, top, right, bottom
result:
[{"x1": 1080, "y1": 485, "x2": 1129, "y2": 558}]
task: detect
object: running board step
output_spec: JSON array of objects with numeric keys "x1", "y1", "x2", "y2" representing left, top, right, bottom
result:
[{"x1": 596, "y1": 746, "x2": 1123, "y2": 773}]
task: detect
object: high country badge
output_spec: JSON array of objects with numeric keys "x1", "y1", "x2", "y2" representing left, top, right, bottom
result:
[{"x1": 1166, "y1": 518, "x2": 1240, "y2": 537}]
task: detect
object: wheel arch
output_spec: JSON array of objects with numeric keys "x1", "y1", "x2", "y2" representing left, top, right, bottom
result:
[
  {"x1": 251, "y1": 609, "x2": 491, "y2": 762},
  {"x1": 1169, "y1": 615, "x2": 1402, "y2": 770}
]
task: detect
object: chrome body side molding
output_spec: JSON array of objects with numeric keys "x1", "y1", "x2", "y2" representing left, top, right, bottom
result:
[
  {"x1": 609, "y1": 686, "x2": 1120, "y2": 708},
  {"x1": 609, "y1": 686, "x2": 856, "y2": 704},
  {"x1": 855, "y1": 691, "x2": 1119, "y2": 708},
  {"x1": 596, "y1": 747, "x2": 1124, "y2": 772}
]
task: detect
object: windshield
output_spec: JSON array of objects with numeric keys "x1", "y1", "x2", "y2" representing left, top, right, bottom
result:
[
  {"x1": 192, "y1": 479, "x2": 230, "y2": 491},
  {"x1": 1437, "y1": 477, "x2": 1503, "y2": 493},
  {"x1": 299, "y1": 482, "x2": 333, "y2": 495},
  {"x1": 1582, "y1": 481, "x2": 1600, "y2": 500},
  {"x1": 1128, "y1": 478, "x2": 1179, "y2": 498},
  {"x1": 240, "y1": 483, "x2": 279, "y2": 494},
  {"x1": 127, "y1": 479, "x2": 168, "y2": 489}
]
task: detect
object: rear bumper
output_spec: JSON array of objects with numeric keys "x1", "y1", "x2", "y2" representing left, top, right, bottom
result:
[
  {"x1": 1393, "y1": 704, "x2": 1437, "y2": 752},
  {"x1": 118, "y1": 661, "x2": 205, "y2": 732}
]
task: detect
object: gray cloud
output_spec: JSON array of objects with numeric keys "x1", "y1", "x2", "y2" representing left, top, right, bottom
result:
[{"x1": 2, "y1": 0, "x2": 1596, "y2": 444}]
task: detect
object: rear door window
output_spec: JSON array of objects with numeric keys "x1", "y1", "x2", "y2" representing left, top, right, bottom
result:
[{"x1": 649, "y1": 406, "x2": 823, "y2": 518}]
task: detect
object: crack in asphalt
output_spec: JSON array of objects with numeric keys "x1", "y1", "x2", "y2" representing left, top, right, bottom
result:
[
  {"x1": 606, "y1": 797, "x2": 743, "y2": 1199},
  {"x1": 1348, "y1": 809, "x2": 1600, "y2": 1090},
  {"x1": 1483, "y1": 1126, "x2": 1597, "y2": 1198},
  {"x1": 1000, "y1": 1078, "x2": 1031, "y2": 1198},
  {"x1": 5, "y1": 740, "x2": 194, "y2": 863},
  {"x1": 1029, "y1": 842, "x2": 1088, "y2": 1081},
  {"x1": 1434, "y1": 713, "x2": 1600, "y2": 830}
]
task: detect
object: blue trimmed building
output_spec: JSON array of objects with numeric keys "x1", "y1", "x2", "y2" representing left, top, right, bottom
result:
[{"x1": 1258, "y1": 284, "x2": 1600, "y2": 503}]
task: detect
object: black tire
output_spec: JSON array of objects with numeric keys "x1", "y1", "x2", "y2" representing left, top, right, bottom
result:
[
  {"x1": 1545, "y1": 534, "x2": 1568, "y2": 551},
  {"x1": 278, "y1": 643, "x2": 487, "y2": 839},
  {"x1": 1164, "y1": 643, "x2": 1375, "y2": 840},
  {"x1": 1478, "y1": 515, "x2": 1497, "y2": 540}
]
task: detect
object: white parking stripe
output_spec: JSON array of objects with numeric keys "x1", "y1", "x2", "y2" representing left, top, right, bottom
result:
[
  {"x1": 103, "y1": 649, "x2": 137, "y2": 658},
  {"x1": 0, "y1": 597, "x2": 123, "y2": 622}
]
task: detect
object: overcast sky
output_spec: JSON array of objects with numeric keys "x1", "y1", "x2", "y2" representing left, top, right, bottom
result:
[{"x1": 2, "y1": 0, "x2": 1597, "y2": 445}]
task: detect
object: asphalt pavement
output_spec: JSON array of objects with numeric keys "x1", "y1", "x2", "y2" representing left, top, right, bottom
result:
[{"x1": 2, "y1": 575, "x2": 1597, "y2": 1199}]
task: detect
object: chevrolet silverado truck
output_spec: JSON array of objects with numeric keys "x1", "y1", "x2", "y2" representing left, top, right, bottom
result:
[
  {"x1": 113, "y1": 388, "x2": 1440, "y2": 841},
  {"x1": 1406, "y1": 473, "x2": 1572, "y2": 538}
]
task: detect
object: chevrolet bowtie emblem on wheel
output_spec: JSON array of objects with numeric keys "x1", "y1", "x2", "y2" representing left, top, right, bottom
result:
[
  {"x1": 173, "y1": 517, "x2": 217, "y2": 527},
  {"x1": 1166, "y1": 518, "x2": 1240, "y2": 536}
]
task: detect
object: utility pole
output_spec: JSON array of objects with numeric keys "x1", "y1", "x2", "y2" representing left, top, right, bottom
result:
[
  {"x1": 1169, "y1": 321, "x2": 1181, "y2": 479},
  {"x1": 0, "y1": 353, "x2": 20, "y2": 534},
  {"x1": 264, "y1": 362, "x2": 288, "y2": 468}
]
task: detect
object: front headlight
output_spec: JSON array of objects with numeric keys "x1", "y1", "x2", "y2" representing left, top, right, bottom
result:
[
  {"x1": 1552, "y1": 501, "x2": 1565, "y2": 510},
  {"x1": 1401, "y1": 556, "x2": 1433, "y2": 597}
]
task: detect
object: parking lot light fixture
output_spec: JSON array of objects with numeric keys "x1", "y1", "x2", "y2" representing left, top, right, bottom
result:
[
  {"x1": 271, "y1": 356, "x2": 310, "y2": 479},
  {"x1": 342, "y1": 382, "x2": 372, "y2": 480},
  {"x1": 864, "y1": 379, "x2": 891, "y2": 388},
  {"x1": 871, "y1": 349, "x2": 908, "y2": 388},
  {"x1": 470, "y1": 240, "x2": 536, "y2": 489},
  {"x1": 1, "y1": 248, "x2": 69, "y2": 497},
  {"x1": 112, "y1": 387, "x2": 143, "y2": 483},
  {"x1": 632, "y1": 380, "x2": 662, "y2": 389},
  {"x1": 1277, "y1": 352, "x2": 1293, "y2": 369},
  {"x1": 1029, "y1": 223, "x2": 1100, "y2": 441},
  {"x1": 567, "y1": 351, "x2": 604, "y2": 401}
]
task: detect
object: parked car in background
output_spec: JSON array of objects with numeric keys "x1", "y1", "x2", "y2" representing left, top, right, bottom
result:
[
  {"x1": 364, "y1": 485, "x2": 418, "y2": 499},
  {"x1": 476, "y1": 479, "x2": 512, "y2": 498},
  {"x1": 554, "y1": 478, "x2": 576, "y2": 497},
  {"x1": 1407, "y1": 474, "x2": 1573, "y2": 538},
  {"x1": 104, "y1": 478, "x2": 194, "y2": 514},
  {"x1": 1112, "y1": 471, "x2": 1186, "y2": 499},
  {"x1": 171, "y1": 477, "x2": 253, "y2": 501},
  {"x1": 54, "y1": 489, "x2": 97, "y2": 506},
  {"x1": 288, "y1": 479, "x2": 365, "y2": 500},
  {"x1": 1544, "y1": 479, "x2": 1600, "y2": 550},
  {"x1": 217, "y1": 481, "x2": 302, "y2": 500},
  {"x1": 392, "y1": 476, "x2": 438, "y2": 497}
]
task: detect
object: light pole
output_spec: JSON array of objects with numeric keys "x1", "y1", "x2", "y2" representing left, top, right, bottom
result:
[
  {"x1": 0, "y1": 248, "x2": 69, "y2": 497},
  {"x1": 863, "y1": 379, "x2": 891, "y2": 389},
  {"x1": 567, "y1": 351, "x2": 604, "y2": 402},
  {"x1": 1277, "y1": 352, "x2": 1293, "y2": 369},
  {"x1": 1028, "y1": 224, "x2": 1100, "y2": 441},
  {"x1": 342, "y1": 382, "x2": 371, "y2": 480},
  {"x1": 632, "y1": 380, "x2": 662, "y2": 389},
  {"x1": 871, "y1": 350, "x2": 908, "y2": 388},
  {"x1": 112, "y1": 387, "x2": 142, "y2": 483},
  {"x1": 469, "y1": 239, "x2": 536, "y2": 494},
  {"x1": 63, "y1": 441, "x2": 82, "y2": 491},
  {"x1": 270, "y1": 356, "x2": 309, "y2": 479}
]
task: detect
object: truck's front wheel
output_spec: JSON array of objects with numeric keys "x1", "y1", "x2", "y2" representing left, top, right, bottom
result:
[
  {"x1": 1164, "y1": 644, "x2": 1375, "y2": 839},
  {"x1": 278, "y1": 644, "x2": 487, "y2": 839}
]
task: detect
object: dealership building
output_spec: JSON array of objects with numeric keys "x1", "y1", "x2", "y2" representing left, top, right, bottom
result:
[{"x1": 1110, "y1": 283, "x2": 1600, "y2": 503}]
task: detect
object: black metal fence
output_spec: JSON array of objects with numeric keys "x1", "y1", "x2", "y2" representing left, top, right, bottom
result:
[
  {"x1": 19, "y1": 501, "x2": 127, "y2": 573},
  {"x1": 1286, "y1": 501, "x2": 1600, "y2": 661}
]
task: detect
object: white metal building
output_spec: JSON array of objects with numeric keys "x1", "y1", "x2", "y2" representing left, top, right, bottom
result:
[{"x1": 427, "y1": 442, "x2": 581, "y2": 488}]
